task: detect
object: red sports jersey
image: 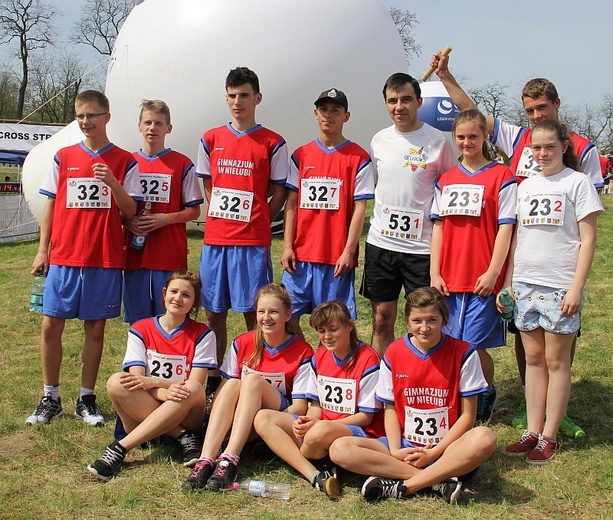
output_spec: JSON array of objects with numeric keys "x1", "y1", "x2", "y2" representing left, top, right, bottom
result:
[
  {"x1": 510, "y1": 129, "x2": 595, "y2": 183},
  {"x1": 39, "y1": 142, "x2": 138, "y2": 268},
  {"x1": 287, "y1": 139, "x2": 374, "y2": 265},
  {"x1": 123, "y1": 317, "x2": 217, "y2": 381},
  {"x1": 378, "y1": 334, "x2": 486, "y2": 446},
  {"x1": 220, "y1": 330, "x2": 313, "y2": 399},
  {"x1": 197, "y1": 124, "x2": 288, "y2": 246},
  {"x1": 308, "y1": 342, "x2": 384, "y2": 437},
  {"x1": 125, "y1": 149, "x2": 203, "y2": 271},
  {"x1": 432, "y1": 161, "x2": 517, "y2": 293},
  {"x1": 599, "y1": 155, "x2": 611, "y2": 179}
]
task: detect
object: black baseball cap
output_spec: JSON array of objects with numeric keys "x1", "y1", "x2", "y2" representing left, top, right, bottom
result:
[{"x1": 314, "y1": 88, "x2": 348, "y2": 111}]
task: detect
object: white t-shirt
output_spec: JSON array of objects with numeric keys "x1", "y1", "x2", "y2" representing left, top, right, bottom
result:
[
  {"x1": 513, "y1": 167, "x2": 604, "y2": 289},
  {"x1": 366, "y1": 123, "x2": 457, "y2": 255},
  {"x1": 492, "y1": 119, "x2": 603, "y2": 188}
]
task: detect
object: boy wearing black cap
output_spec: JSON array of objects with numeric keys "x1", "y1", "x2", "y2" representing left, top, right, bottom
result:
[{"x1": 281, "y1": 89, "x2": 375, "y2": 338}]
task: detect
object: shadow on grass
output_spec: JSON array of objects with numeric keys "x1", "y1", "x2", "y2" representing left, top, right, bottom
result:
[{"x1": 493, "y1": 375, "x2": 613, "y2": 446}]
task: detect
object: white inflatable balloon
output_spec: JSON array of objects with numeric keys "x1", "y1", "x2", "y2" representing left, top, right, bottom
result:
[{"x1": 23, "y1": 0, "x2": 408, "y2": 221}]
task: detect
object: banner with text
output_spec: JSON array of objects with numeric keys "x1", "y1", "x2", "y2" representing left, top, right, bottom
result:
[{"x1": 0, "y1": 123, "x2": 64, "y2": 152}]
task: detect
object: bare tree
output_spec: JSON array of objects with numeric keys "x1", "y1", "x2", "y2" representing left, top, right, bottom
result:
[
  {"x1": 388, "y1": 7, "x2": 421, "y2": 63},
  {"x1": 468, "y1": 82, "x2": 513, "y2": 121},
  {"x1": 560, "y1": 96, "x2": 613, "y2": 152},
  {"x1": 28, "y1": 51, "x2": 86, "y2": 123},
  {"x1": 0, "y1": 66, "x2": 19, "y2": 119},
  {"x1": 0, "y1": 0, "x2": 58, "y2": 119},
  {"x1": 72, "y1": 0, "x2": 135, "y2": 56}
]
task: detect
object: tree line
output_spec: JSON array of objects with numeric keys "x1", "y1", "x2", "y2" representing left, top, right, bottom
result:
[{"x1": 1, "y1": 1, "x2": 611, "y2": 152}]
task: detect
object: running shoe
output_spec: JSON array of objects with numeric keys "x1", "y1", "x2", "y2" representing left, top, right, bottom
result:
[
  {"x1": 505, "y1": 430, "x2": 539, "y2": 456},
  {"x1": 206, "y1": 458, "x2": 238, "y2": 491},
  {"x1": 527, "y1": 435, "x2": 561, "y2": 465},
  {"x1": 75, "y1": 395, "x2": 105, "y2": 427},
  {"x1": 25, "y1": 395, "x2": 63, "y2": 425},
  {"x1": 87, "y1": 441, "x2": 127, "y2": 481},
  {"x1": 432, "y1": 477, "x2": 463, "y2": 505},
  {"x1": 313, "y1": 469, "x2": 341, "y2": 499},
  {"x1": 361, "y1": 476, "x2": 407, "y2": 501},
  {"x1": 182, "y1": 458, "x2": 215, "y2": 492},
  {"x1": 177, "y1": 431, "x2": 202, "y2": 467}
]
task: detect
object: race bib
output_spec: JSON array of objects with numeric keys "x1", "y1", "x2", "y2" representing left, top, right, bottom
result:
[
  {"x1": 404, "y1": 406, "x2": 449, "y2": 446},
  {"x1": 66, "y1": 178, "x2": 111, "y2": 208},
  {"x1": 516, "y1": 146, "x2": 543, "y2": 179},
  {"x1": 380, "y1": 205, "x2": 424, "y2": 241},
  {"x1": 147, "y1": 351, "x2": 187, "y2": 382},
  {"x1": 299, "y1": 178, "x2": 341, "y2": 210},
  {"x1": 208, "y1": 187, "x2": 253, "y2": 222},
  {"x1": 317, "y1": 375, "x2": 357, "y2": 415},
  {"x1": 139, "y1": 173, "x2": 171, "y2": 203},
  {"x1": 439, "y1": 184, "x2": 484, "y2": 217},
  {"x1": 519, "y1": 191, "x2": 566, "y2": 226},
  {"x1": 241, "y1": 365, "x2": 287, "y2": 395}
]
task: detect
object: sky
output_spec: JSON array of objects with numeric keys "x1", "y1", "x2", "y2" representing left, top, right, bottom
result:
[{"x1": 2, "y1": 0, "x2": 612, "y2": 109}]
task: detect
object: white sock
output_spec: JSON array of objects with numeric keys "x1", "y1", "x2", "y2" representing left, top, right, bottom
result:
[
  {"x1": 43, "y1": 384, "x2": 59, "y2": 400},
  {"x1": 80, "y1": 387, "x2": 94, "y2": 398}
]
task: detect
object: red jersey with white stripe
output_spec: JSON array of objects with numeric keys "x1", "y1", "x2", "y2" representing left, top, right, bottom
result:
[
  {"x1": 492, "y1": 119, "x2": 602, "y2": 188},
  {"x1": 39, "y1": 142, "x2": 139, "y2": 268},
  {"x1": 377, "y1": 334, "x2": 487, "y2": 446},
  {"x1": 286, "y1": 139, "x2": 374, "y2": 265},
  {"x1": 125, "y1": 149, "x2": 204, "y2": 271},
  {"x1": 430, "y1": 161, "x2": 517, "y2": 293},
  {"x1": 196, "y1": 123, "x2": 288, "y2": 246},
  {"x1": 123, "y1": 316, "x2": 217, "y2": 381},
  {"x1": 220, "y1": 330, "x2": 313, "y2": 400},
  {"x1": 306, "y1": 342, "x2": 384, "y2": 437}
]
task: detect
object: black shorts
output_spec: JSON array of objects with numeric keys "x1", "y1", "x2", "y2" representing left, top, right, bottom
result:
[{"x1": 359, "y1": 242, "x2": 430, "y2": 302}]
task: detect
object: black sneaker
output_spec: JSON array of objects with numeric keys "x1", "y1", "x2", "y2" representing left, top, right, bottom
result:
[
  {"x1": 177, "y1": 431, "x2": 201, "y2": 467},
  {"x1": 75, "y1": 394, "x2": 105, "y2": 427},
  {"x1": 181, "y1": 458, "x2": 215, "y2": 492},
  {"x1": 476, "y1": 386, "x2": 497, "y2": 423},
  {"x1": 432, "y1": 477, "x2": 463, "y2": 505},
  {"x1": 313, "y1": 469, "x2": 341, "y2": 499},
  {"x1": 25, "y1": 395, "x2": 63, "y2": 425},
  {"x1": 206, "y1": 458, "x2": 238, "y2": 491},
  {"x1": 361, "y1": 476, "x2": 407, "y2": 501},
  {"x1": 87, "y1": 441, "x2": 127, "y2": 481}
]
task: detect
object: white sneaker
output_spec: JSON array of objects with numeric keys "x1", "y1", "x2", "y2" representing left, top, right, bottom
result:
[
  {"x1": 25, "y1": 395, "x2": 63, "y2": 425},
  {"x1": 74, "y1": 395, "x2": 105, "y2": 427}
]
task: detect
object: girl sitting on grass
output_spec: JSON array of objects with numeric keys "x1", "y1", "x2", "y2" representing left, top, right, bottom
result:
[
  {"x1": 87, "y1": 270, "x2": 216, "y2": 480},
  {"x1": 254, "y1": 300, "x2": 384, "y2": 499},
  {"x1": 182, "y1": 283, "x2": 313, "y2": 492}
]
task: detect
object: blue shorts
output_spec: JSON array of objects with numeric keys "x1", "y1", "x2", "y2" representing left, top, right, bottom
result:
[
  {"x1": 200, "y1": 245, "x2": 272, "y2": 313},
  {"x1": 123, "y1": 269, "x2": 173, "y2": 324},
  {"x1": 43, "y1": 265, "x2": 122, "y2": 320},
  {"x1": 376, "y1": 436, "x2": 480, "y2": 482},
  {"x1": 281, "y1": 261, "x2": 357, "y2": 319},
  {"x1": 513, "y1": 281, "x2": 582, "y2": 335},
  {"x1": 443, "y1": 292, "x2": 506, "y2": 349}
]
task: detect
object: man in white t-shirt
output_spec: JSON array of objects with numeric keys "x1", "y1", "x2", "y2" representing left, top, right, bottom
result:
[{"x1": 360, "y1": 73, "x2": 457, "y2": 357}]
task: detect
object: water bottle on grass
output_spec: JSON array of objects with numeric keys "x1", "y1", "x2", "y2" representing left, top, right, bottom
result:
[{"x1": 232, "y1": 480, "x2": 290, "y2": 500}]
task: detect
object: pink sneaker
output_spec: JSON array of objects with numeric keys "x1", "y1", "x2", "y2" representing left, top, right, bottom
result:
[
  {"x1": 505, "y1": 430, "x2": 539, "y2": 456},
  {"x1": 527, "y1": 435, "x2": 561, "y2": 465}
]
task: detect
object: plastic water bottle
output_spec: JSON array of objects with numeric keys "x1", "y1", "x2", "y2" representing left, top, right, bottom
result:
[
  {"x1": 232, "y1": 480, "x2": 290, "y2": 500},
  {"x1": 131, "y1": 202, "x2": 152, "y2": 250},
  {"x1": 499, "y1": 289, "x2": 514, "y2": 322},
  {"x1": 29, "y1": 268, "x2": 45, "y2": 312}
]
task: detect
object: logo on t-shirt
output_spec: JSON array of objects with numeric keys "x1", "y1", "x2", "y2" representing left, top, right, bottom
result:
[{"x1": 403, "y1": 147, "x2": 428, "y2": 172}]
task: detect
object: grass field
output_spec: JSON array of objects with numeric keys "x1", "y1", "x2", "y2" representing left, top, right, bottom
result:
[{"x1": 0, "y1": 197, "x2": 611, "y2": 520}]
